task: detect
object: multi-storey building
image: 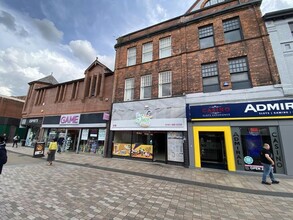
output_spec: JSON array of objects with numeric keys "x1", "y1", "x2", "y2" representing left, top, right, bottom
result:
[
  {"x1": 0, "y1": 95, "x2": 25, "y2": 142},
  {"x1": 21, "y1": 59, "x2": 113, "y2": 155},
  {"x1": 263, "y1": 8, "x2": 293, "y2": 96},
  {"x1": 111, "y1": 0, "x2": 293, "y2": 175}
]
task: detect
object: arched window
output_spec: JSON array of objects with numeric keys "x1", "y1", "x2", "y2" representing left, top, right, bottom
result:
[{"x1": 204, "y1": 0, "x2": 226, "y2": 8}]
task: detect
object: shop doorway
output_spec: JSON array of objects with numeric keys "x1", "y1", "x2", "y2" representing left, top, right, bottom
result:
[
  {"x1": 193, "y1": 126, "x2": 236, "y2": 171},
  {"x1": 153, "y1": 132, "x2": 167, "y2": 162},
  {"x1": 65, "y1": 129, "x2": 79, "y2": 152},
  {"x1": 199, "y1": 132, "x2": 227, "y2": 170}
]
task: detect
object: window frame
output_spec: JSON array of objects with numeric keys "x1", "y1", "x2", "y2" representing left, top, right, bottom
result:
[
  {"x1": 127, "y1": 47, "x2": 136, "y2": 66},
  {"x1": 159, "y1": 36, "x2": 171, "y2": 59},
  {"x1": 158, "y1": 71, "x2": 172, "y2": 98},
  {"x1": 140, "y1": 74, "x2": 152, "y2": 100},
  {"x1": 142, "y1": 42, "x2": 153, "y2": 63},
  {"x1": 199, "y1": 24, "x2": 215, "y2": 49},
  {"x1": 228, "y1": 56, "x2": 252, "y2": 90},
  {"x1": 201, "y1": 62, "x2": 220, "y2": 93},
  {"x1": 204, "y1": 0, "x2": 227, "y2": 8},
  {"x1": 289, "y1": 22, "x2": 293, "y2": 37},
  {"x1": 223, "y1": 17, "x2": 243, "y2": 43},
  {"x1": 124, "y1": 78, "x2": 135, "y2": 101}
]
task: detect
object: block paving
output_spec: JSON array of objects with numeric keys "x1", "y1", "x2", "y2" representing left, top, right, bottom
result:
[{"x1": 1, "y1": 144, "x2": 293, "y2": 220}]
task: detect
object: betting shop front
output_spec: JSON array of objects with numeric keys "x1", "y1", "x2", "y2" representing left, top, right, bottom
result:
[{"x1": 187, "y1": 99, "x2": 293, "y2": 175}]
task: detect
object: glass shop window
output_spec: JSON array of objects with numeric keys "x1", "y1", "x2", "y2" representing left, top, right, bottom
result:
[
  {"x1": 238, "y1": 126, "x2": 283, "y2": 173},
  {"x1": 112, "y1": 131, "x2": 132, "y2": 157}
]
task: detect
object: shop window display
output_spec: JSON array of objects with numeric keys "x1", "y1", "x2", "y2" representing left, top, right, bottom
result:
[
  {"x1": 112, "y1": 131, "x2": 132, "y2": 156},
  {"x1": 131, "y1": 132, "x2": 153, "y2": 159},
  {"x1": 237, "y1": 126, "x2": 284, "y2": 173}
]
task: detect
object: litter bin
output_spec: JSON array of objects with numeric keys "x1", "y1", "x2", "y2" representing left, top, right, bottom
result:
[{"x1": 21, "y1": 139, "x2": 26, "y2": 146}]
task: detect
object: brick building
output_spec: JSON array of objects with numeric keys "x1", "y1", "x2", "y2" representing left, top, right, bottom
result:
[
  {"x1": 0, "y1": 95, "x2": 25, "y2": 142},
  {"x1": 110, "y1": 0, "x2": 293, "y2": 175},
  {"x1": 21, "y1": 59, "x2": 113, "y2": 155}
]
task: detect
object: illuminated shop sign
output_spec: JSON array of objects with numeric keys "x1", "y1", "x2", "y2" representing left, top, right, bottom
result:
[
  {"x1": 59, "y1": 114, "x2": 80, "y2": 125},
  {"x1": 187, "y1": 100, "x2": 293, "y2": 121}
]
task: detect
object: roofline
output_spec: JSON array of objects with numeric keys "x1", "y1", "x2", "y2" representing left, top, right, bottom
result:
[
  {"x1": 35, "y1": 78, "x2": 84, "y2": 90},
  {"x1": 115, "y1": 0, "x2": 262, "y2": 48},
  {"x1": 0, "y1": 94, "x2": 25, "y2": 103},
  {"x1": 263, "y1": 8, "x2": 293, "y2": 20},
  {"x1": 84, "y1": 58, "x2": 114, "y2": 74}
]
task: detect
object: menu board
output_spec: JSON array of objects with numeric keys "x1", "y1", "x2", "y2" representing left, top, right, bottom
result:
[{"x1": 167, "y1": 132, "x2": 184, "y2": 162}]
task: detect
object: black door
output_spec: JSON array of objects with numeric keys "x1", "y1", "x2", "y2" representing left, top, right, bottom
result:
[
  {"x1": 152, "y1": 132, "x2": 167, "y2": 162},
  {"x1": 199, "y1": 132, "x2": 227, "y2": 170}
]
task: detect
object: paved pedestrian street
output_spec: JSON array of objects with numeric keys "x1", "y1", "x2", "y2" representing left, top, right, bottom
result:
[{"x1": 1, "y1": 147, "x2": 293, "y2": 220}]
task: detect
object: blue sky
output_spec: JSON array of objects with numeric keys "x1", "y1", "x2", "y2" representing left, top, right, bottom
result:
[{"x1": 0, "y1": 0, "x2": 292, "y2": 96}]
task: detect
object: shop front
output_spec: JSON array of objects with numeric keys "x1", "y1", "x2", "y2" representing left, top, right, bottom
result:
[
  {"x1": 187, "y1": 99, "x2": 293, "y2": 175},
  {"x1": 42, "y1": 113, "x2": 108, "y2": 155},
  {"x1": 110, "y1": 97, "x2": 188, "y2": 166},
  {"x1": 20, "y1": 117, "x2": 43, "y2": 147}
]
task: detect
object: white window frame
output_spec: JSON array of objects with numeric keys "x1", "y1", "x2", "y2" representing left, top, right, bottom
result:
[
  {"x1": 140, "y1": 75, "x2": 152, "y2": 100},
  {"x1": 142, "y1": 42, "x2": 153, "y2": 63},
  {"x1": 159, "y1": 37, "x2": 171, "y2": 59},
  {"x1": 124, "y1": 78, "x2": 134, "y2": 101},
  {"x1": 127, "y1": 47, "x2": 136, "y2": 66},
  {"x1": 158, "y1": 71, "x2": 172, "y2": 98}
]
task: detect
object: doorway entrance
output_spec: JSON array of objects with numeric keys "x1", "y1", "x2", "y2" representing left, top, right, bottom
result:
[
  {"x1": 65, "y1": 129, "x2": 79, "y2": 152},
  {"x1": 193, "y1": 126, "x2": 236, "y2": 171},
  {"x1": 199, "y1": 132, "x2": 227, "y2": 170},
  {"x1": 152, "y1": 132, "x2": 167, "y2": 162}
]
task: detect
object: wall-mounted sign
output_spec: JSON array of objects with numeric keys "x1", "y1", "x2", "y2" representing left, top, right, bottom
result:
[
  {"x1": 187, "y1": 99, "x2": 293, "y2": 121},
  {"x1": 59, "y1": 114, "x2": 80, "y2": 125},
  {"x1": 103, "y1": 112, "x2": 110, "y2": 121}
]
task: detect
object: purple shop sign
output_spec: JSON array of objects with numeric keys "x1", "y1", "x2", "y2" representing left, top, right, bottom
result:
[
  {"x1": 59, "y1": 114, "x2": 80, "y2": 125},
  {"x1": 103, "y1": 112, "x2": 110, "y2": 121}
]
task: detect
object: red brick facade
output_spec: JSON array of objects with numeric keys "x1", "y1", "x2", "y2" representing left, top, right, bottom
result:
[
  {"x1": 113, "y1": 0, "x2": 279, "y2": 102},
  {"x1": 22, "y1": 60, "x2": 114, "y2": 118}
]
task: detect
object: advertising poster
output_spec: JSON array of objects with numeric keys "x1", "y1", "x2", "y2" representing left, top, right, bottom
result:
[
  {"x1": 131, "y1": 144, "x2": 153, "y2": 159},
  {"x1": 167, "y1": 132, "x2": 184, "y2": 162},
  {"x1": 81, "y1": 129, "x2": 89, "y2": 140},
  {"x1": 112, "y1": 143, "x2": 131, "y2": 156},
  {"x1": 98, "y1": 129, "x2": 106, "y2": 141},
  {"x1": 33, "y1": 142, "x2": 45, "y2": 157}
]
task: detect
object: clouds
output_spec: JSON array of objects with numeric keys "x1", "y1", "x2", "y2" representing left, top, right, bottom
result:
[
  {"x1": 0, "y1": 0, "x2": 292, "y2": 97},
  {"x1": 0, "y1": 10, "x2": 28, "y2": 37},
  {"x1": 34, "y1": 18, "x2": 63, "y2": 42},
  {"x1": 69, "y1": 40, "x2": 96, "y2": 65}
]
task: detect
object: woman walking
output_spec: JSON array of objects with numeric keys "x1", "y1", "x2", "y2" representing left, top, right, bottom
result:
[{"x1": 47, "y1": 138, "x2": 57, "y2": 166}]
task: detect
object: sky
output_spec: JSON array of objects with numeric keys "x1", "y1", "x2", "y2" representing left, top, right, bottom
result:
[{"x1": 0, "y1": 0, "x2": 292, "y2": 97}]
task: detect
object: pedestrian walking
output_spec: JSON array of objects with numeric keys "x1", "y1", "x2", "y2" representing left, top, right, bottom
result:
[
  {"x1": 47, "y1": 138, "x2": 57, "y2": 166},
  {"x1": 57, "y1": 137, "x2": 64, "y2": 154},
  {"x1": 0, "y1": 136, "x2": 8, "y2": 175},
  {"x1": 12, "y1": 135, "x2": 20, "y2": 147},
  {"x1": 3, "y1": 133, "x2": 7, "y2": 143},
  {"x1": 260, "y1": 143, "x2": 279, "y2": 185}
]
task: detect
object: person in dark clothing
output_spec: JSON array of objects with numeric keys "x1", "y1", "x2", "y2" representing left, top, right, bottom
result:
[
  {"x1": 57, "y1": 137, "x2": 64, "y2": 153},
  {"x1": 0, "y1": 136, "x2": 8, "y2": 175},
  {"x1": 260, "y1": 143, "x2": 279, "y2": 185}
]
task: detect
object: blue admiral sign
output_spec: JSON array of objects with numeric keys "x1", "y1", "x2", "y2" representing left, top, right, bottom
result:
[{"x1": 187, "y1": 100, "x2": 293, "y2": 121}]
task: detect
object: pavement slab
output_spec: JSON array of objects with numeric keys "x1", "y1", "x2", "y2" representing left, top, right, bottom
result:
[{"x1": 1, "y1": 145, "x2": 293, "y2": 219}]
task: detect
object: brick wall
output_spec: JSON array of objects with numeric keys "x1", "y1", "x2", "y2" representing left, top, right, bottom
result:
[
  {"x1": 113, "y1": 0, "x2": 279, "y2": 102},
  {"x1": 22, "y1": 64, "x2": 114, "y2": 118},
  {"x1": 0, "y1": 97, "x2": 24, "y2": 119}
]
